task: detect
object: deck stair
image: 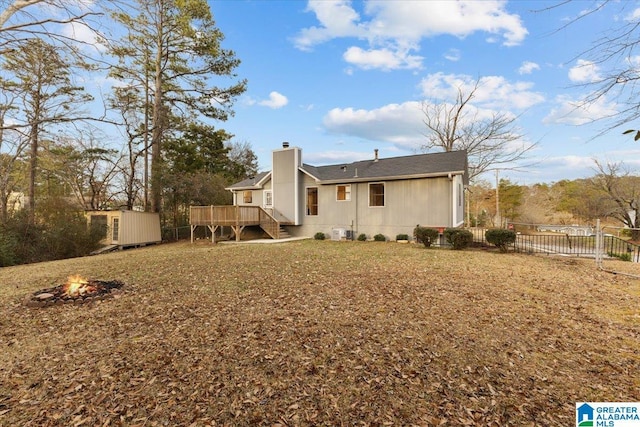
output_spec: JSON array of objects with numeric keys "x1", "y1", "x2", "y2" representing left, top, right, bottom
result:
[{"x1": 277, "y1": 226, "x2": 291, "y2": 239}]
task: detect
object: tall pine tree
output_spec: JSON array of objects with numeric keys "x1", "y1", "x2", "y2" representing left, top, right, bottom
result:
[{"x1": 108, "y1": 0, "x2": 246, "y2": 214}]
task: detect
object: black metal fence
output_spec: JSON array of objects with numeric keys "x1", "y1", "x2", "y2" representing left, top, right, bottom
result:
[{"x1": 467, "y1": 227, "x2": 640, "y2": 262}]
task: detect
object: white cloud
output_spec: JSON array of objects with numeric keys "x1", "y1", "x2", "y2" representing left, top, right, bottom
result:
[
  {"x1": 343, "y1": 46, "x2": 423, "y2": 70},
  {"x1": 293, "y1": 0, "x2": 528, "y2": 71},
  {"x1": 362, "y1": 0, "x2": 527, "y2": 46},
  {"x1": 293, "y1": 0, "x2": 365, "y2": 51},
  {"x1": 624, "y1": 7, "x2": 640, "y2": 21},
  {"x1": 61, "y1": 21, "x2": 104, "y2": 52},
  {"x1": 322, "y1": 101, "x2": 425, "y2": 149},
  {"x1": 568, "y1": 59, "x2": 601, "y2": 83},
  {"x1": 321, "y1": 73, "x2": 545, "y2": 151},
  {"x1": 444, "y1": 49, "x2": 461, "y2": 62},
  {"x1": 543, "y1": 94, "x2": 618, "y2": 125},
  {"x1": 518, "y1": 61, "x2": 540, "y2": 75},
  {"x1": 419, "y1": 72, "x2": 545, "y2": 110},
  {"x1": 258, "y1": 92, "x2": 289, "y2": 109},
  {"x1": 304, "y1": 150, "x2": 375, "y2": 165}
]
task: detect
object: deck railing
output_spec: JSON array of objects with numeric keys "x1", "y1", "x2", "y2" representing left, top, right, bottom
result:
[
  {"x1": 259, "y1": 209, "x2": 279, "y2": 239},
  {"x1": 189, "y1": 206, "x2": 259, "y2": 225},
  {"x1": 190, "y1": 205, "x2": 280, "y2": 239}
]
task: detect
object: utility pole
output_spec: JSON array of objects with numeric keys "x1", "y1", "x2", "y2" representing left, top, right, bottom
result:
[
  {"x1": 465, "y1": 186, "x2": 471, "y2": 227},
  {"x1": 495, "y1": 169, "x2": 501, "y2": 228}
]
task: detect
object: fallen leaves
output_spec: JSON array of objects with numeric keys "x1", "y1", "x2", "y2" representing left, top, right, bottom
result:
[{"x1": 0, "y1": 241, "x2": 639, "y2": 425}]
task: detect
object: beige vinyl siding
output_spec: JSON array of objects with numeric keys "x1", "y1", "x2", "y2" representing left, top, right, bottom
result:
[
  {"x1": 236, "y1": 189, "x2": 261, "y2": 207},
  {"x1": 289, "y1": 175, "x2": 455, "y2": 239},
  {"x1": 86, "y1": 210, "x2": 161, "y2": 247},
  {"x1": 272, "y1": 148, "x2": 301, "y2": 224}
]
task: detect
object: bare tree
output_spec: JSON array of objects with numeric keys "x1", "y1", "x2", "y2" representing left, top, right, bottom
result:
[
  {"x1": 43, "y1": 134, "x2": 120, "y2": 210},
  {"x1": 0, "y1": 90, "x2": 28, "y2": 222},
  {"x1": 545, "y1": 1, "x2": 640, "y2": 135},
  {"x1": 225, "y1": 140, "x2": 258, "y2": 181},
  {"x1": 0, "y1": 0, "x2": 106, "y2": 55},
  {"x1": 1, "y1": 38, "x2": 92, "y2": 218},
  {"x1": 591, "y1": 160, "x2": 640, "y2": 240},
  {"x1": 420, "y1": 80, "x2": 535, "y2": 180},
  {"x1": 110, "y1": 85, "x2": 147, "y2": 210}
]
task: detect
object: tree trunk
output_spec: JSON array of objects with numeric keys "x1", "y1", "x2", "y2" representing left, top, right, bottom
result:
[
  {"x1": 27, "y1": 122, "x2": 37, "y2": 221},
  {"x1": 150, "y1": 10, "x2": 165, "y2": 214}
]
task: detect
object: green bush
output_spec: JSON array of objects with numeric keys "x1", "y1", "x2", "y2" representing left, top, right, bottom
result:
[
  {"x1": 485, "y1": 228, "x2": 516, "y2": 252},
  {"x1": 444, "y1": 228, "x2": 473, "y2": 250},
  {"x1": 414, "y1": 226, "x2": 439, "y2": 248},
  {"x1": 357, "y1": 233, "x2": 367, "y2": 241},
  {"x1": 0, "y1": 228, "x2": 18, "y2": 267},
  {"x1": 314, "y1": 232, "x2": 326, "y2": 240},
  {"x1": 396, "y1": 233, "x2": 409, "y2": 241},
  {"x1": 0, "y1": 202, "x2": 106, "y2": 266},
  {"x1": 608, "y1": 251, "x2": 632, "y2": 262},
  {"x1": 373, "y1": 233, "x2": 386, "y2": 242}
]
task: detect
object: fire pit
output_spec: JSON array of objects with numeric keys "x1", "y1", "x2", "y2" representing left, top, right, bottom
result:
[{"x1": 25, "y1": 275, "x2": 125, "y2": 308}]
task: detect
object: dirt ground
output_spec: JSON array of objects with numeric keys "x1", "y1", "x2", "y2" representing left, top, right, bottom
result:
[{"x1": 0, "y1": 240, "x2": 639, "y2": 426}]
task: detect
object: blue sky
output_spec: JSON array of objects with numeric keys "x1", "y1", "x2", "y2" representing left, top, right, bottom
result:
[{"x1": 206, "y1": 0, "x2": 640, "y2": 185}]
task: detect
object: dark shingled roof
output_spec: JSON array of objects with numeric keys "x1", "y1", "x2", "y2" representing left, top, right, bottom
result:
[
  {"x1": 226, "y1": 171, "x2": 270, "y2": 190},
  {"x1": 227, "y1": 150, "x2": 468, "y2": 189},
  {"x1": 302, "y1": 150, "x2": 467, "y2": 183}
]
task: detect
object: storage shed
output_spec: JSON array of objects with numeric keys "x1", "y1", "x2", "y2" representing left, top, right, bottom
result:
[{"x1": 86, "y1": 210, "x2": 161, "y2": 249}]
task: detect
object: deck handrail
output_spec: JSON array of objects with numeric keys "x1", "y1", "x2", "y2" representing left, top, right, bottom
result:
[
  {"x1": 258, "y1": 208, "x2": 279, "y2": 239},
  {"x1": 190, "y1": 205, "x2": 280, "y2": 239}
]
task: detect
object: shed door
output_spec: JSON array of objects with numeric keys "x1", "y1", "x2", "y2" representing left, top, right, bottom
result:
[{"x1": 112, "y1": 218, "x2": 119, "y2": 243}]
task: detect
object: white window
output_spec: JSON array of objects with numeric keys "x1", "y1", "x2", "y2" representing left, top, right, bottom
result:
[
  {"x1": 336, "y1": 184, "x2": 351, "y2": 201},
  {"x1": 264, "y1": 190, "x2": 273, "y2": 208}
]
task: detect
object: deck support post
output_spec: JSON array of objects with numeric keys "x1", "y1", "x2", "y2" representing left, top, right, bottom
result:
[
  {"x1": 231, "y1": 225, "x2": 245, "y2": 241},
  {"x1": 207, "y1": 225, "x2": 219, "y2": 243}
]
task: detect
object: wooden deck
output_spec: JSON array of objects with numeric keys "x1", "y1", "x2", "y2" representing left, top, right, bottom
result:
[{"x1": 190, "y1": 206, "x2": 281, "y2": 242}]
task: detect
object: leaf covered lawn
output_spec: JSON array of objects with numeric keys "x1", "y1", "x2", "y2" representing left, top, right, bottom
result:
[{"x1": 0, "y1": 240, "x2": 639, "y2": 426}]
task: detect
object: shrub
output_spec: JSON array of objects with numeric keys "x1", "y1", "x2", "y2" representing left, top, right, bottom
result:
[
  {"x1": 396, "y1": 233, "x2": 409, "y2": 241},
  {"x1": 357, "y1": 233, "x2": 367, "y2": 241},
  {"x1": 0, "y1": 228, "x2": 18, "y2": 267},
  {"x1": 373, "y1": 233, "x2": 386, "y2": 242},
  {"x1": 608, "y1": 251, "x2": 632, "y2": 262},
  {"x1": 485, "y1": 228, "x2": 516, "y2": 252},
  {"x1": 314, "y1": 232, "x2": 326, "y2": 240},
  {"x1": 414, "y1": 226, "x2": 439, "y2": 248},
  {"x1": 444, "y1": 228, "x2": 473, "y2": 250},
  {"x1": 0, "y1": 202, "x2": 106, "y2": 266}
]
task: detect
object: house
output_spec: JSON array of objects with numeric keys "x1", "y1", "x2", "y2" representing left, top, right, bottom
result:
[
  {"x1": 86, "y1": 210, "x2": 162, "y2": 249},
  {"x1": 536, "y1": 224, "x2": 595, "y2": 236},
  {"x1": 218, "y1": 143, "x2": 467, "y2": 241}
]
